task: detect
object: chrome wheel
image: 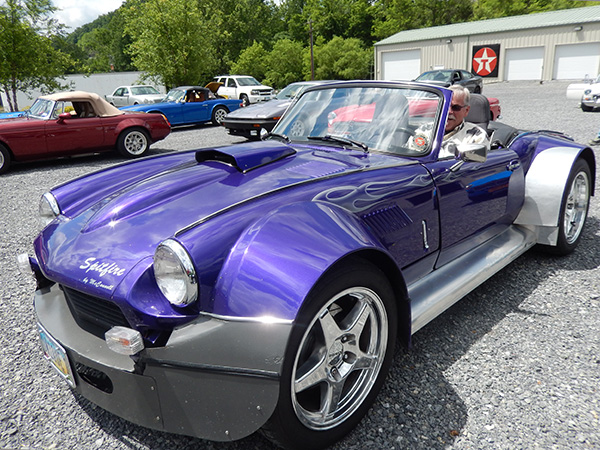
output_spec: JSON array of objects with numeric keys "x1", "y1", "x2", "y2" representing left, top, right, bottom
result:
[
  {"x1": 563, "y1": 169, "x2": 589, "y2": 245},
  {"x1": 122, "y1": 130, "x2": 148, "y2": 156},
  {"x1": 291, "y1": 286, "x2": 388, "y2": 430}
]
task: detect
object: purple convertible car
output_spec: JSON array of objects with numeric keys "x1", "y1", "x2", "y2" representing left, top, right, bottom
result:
[{"x1": 23, "y1": 81, "x2": 594, "y2": 449}]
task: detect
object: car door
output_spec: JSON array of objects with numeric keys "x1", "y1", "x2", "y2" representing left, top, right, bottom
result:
[
  {"x1": 181, "y1": 89, "x2": 211, "y2": 124},
  {"x1": 45, "y1": 101, "x2": 106, "y2": 156},
  {"x1": 426, "y1": 146, "x2": 525, "y2": 268},
  {"x1": 218, "y1": 78, "x2": 238, "y2": 99},
  {"x1": 112, "y1": 88, "x2": 128, "y2": 107}
]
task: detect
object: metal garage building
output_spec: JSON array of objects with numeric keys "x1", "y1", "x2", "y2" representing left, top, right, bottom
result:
[{"x1": 374, "y1": 5, "x2": 600, "y2": 82}]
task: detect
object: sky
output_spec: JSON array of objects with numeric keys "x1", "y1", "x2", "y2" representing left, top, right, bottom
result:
[{"x1": 52, "y1": 0, "x2": 126, "y2": 30}]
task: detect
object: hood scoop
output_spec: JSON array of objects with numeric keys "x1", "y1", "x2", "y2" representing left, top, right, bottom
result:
[{"x1": 195, "y1": 141, "x2": 296, "y2": 173}]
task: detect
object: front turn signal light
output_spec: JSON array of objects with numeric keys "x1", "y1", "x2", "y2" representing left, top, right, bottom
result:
[{"x1": 105, "y1": 326, "x2": 144, "y2": 355}]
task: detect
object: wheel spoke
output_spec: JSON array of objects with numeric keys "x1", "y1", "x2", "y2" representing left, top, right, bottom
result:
[
  {"x1": 318, "y1": 308, "x2": 343, "y2": 349},
  {"x1": 318, "y1": 378, "x2": 345, "y2": 422},
  {"x1": 295, "y1": 353, "x2": 329, "y2": 393}
]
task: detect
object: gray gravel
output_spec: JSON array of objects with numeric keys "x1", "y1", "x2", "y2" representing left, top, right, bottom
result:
[{"x1": 1, "y1": 81, "x2": 599, "y2": 450}]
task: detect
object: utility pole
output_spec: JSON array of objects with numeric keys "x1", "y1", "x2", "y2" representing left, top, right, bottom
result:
[{"x1": 308, "y1": 19, "x2": 314, "y2": 80}]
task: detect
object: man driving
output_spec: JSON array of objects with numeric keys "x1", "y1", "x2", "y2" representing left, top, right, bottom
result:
[{"x1": 439, "y1": 85, "x2": 490, "y2": 158}]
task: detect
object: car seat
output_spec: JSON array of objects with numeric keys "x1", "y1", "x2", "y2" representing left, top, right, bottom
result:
[{"x1": 465, "y1": 93, "x2": 490, "y2": 132}]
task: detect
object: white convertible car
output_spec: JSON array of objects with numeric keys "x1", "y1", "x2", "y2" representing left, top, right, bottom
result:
[{"x1": 566, "y1": 75, "x2": 600, "y2": 111}]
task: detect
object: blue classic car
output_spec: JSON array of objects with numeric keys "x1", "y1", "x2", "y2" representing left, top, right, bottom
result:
[
  {"x1": 122, "y1": 84, "x2": 242, "y2": 126},
  {"x1": 24, "y1": 81, "x2": 594, "y2": 449}
]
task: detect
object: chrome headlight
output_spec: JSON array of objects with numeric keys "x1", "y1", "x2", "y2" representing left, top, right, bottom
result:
[
  {"x1": 584, "y1": 89, "x2": 592, "y2": 95},
  {"x1": 154, "y1": 239, "x2": 198, "y2": 306},
  {"x1": 251, "y1": 89, "x2": 259, "y2": 95},
  {"x1": 39, "y1": 192, "x2": 60, "y2": 228}
]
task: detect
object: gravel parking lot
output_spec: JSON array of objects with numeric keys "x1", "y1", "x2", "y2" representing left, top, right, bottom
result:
[{"x1": 1, "y1": 80, "x2": 599, "y2": 450}]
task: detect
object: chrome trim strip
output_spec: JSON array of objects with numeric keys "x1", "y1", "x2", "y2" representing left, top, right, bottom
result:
[
  {"x1": 409, "y1": 225, "x2": 538, "y2": 334},
  {"x1": 201, "y1": 311, "x2": 294, "y2": 325}
]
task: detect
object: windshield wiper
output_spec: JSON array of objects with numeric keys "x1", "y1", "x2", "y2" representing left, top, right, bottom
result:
[
  {"x1": 263, "y1": 132, "x2": 290, "y2": 143},
  {"x1": 307, "y1": 134, "x2": 369, "y2": 152}
]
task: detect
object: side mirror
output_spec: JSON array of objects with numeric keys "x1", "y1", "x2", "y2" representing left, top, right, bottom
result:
[
  {"x1": 449, "y1": 143, "x2": 488, "y2": 172},
  {"x1": 457, "y1": 143, "x2": 487, "y2": 163},
  {"x1": 57, "y1": 112, "x2": 72, "y2": 123}
]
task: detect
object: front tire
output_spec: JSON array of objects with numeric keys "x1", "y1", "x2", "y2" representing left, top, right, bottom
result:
[
  {"x1": 541, "y1": 158, "x2": 591, "y2": 255},
  {"x1": 240, "y1": 94, "x2": 249, "y2": 107},
  {"x1": 262, "y1": 261, "x2": 397, "y2": 450},
  {"x1": 581, "y1": 103, "x2": 593, "y2": 112},
  {"x1": 117, "y1": 128, "x2": 149, "y2": 158},
  {"x1": 211, "y1": 106, "x2": 229, "y2": 125}
]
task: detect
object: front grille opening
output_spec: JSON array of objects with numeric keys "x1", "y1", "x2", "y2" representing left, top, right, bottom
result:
[
  {"x1": 75, "y1": 362, "x2": 113, "y2": 394},
  {"x1": 61, "y1": 286, "x2": 130, "y2": 339}
]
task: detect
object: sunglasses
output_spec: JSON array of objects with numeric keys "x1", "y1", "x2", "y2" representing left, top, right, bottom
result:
[{"x1": 450, "y1": 104, "x2": 467, "y2": 112}]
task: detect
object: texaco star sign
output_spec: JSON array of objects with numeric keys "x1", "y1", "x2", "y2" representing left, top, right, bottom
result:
[{"x1": 472, "y1": 47, "x2": 498, "y2": 77}]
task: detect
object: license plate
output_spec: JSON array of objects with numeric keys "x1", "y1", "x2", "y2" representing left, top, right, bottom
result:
[{"x1": 38, "y1": 323, "x2": 76, "y2": 387}]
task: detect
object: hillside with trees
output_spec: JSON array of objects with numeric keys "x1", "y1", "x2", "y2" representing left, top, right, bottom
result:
[{"x1": 0, "y1": 0, "x2": 591, "y2": 110}]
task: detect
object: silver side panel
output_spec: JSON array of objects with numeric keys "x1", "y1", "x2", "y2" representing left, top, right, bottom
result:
[
  {"x1": 409, "y1": 225, "x2": 537, "y2": 334},
  {"x1": 514, "y1": 146, "x2": 582, "y2": 245}
]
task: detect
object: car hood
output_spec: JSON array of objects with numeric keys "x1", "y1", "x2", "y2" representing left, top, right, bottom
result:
[
  {"x1": 36, "y1": 141, "x2": 408, "y2": 297},
  {"x1": 225, "y1": 99, "x2": 290, "y2": 119}
]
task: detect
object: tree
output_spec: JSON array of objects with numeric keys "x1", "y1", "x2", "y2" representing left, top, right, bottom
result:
[
  {"x1": 372, "y1": 0, "x2": 473, "y2": 40},
  {"x1": 124, "y1": 0, "x2": 220, "y2": 88},
  {"x1": 264, "y1": 39, "x2": 306, "y2": 88},
  {"x1": 0, "y1": 0, "x2": 73, "y2": 111},
  {"x1": 311, "y1": 36, "x2": 371, "y2": 80},
  {"x1": 473, "y1": 0, "x2": 588, "y2": 20},
  {"x1": 230, "y1": 41, "x2": 270, "y2": 81}
]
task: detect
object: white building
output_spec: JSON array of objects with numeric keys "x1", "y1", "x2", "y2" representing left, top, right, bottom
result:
[{"x1": 374, "y1": 5, "x2": 600, "y2": 82}]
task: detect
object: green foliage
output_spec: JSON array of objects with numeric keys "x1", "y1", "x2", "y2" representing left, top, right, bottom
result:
[
  {"x1": 473, "y1": 0, "x2": 589, "y2": 20},
  {"x1": 0, "y1": 0, "x2": 73, "y2": 111},
  {"x1": 372, "y1": 0, "x2": 473, "y2": 40},
  {"x1": 123, "y1": 0, "x2": 220, "y2": 89},
  {"x1": 230, "y1": 42, "x2": 270, "y2": 81},
  {"x1": 264, "y1": 39, "x2": 306, "y2": 88},
  {"x1": 311, "y1": 36, "x2": 371, "y2": 80}
]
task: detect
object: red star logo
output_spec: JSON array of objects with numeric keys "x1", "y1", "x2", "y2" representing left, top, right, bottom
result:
[{"x1": 473, "y1": 47, "x2": 498, "y2": 76}]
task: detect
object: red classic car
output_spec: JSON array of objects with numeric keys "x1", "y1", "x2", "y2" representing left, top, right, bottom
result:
[
  {"x1": 328, "y1": 95, "x2": 501, "y2": 131},
  {"x1": 0, "y1": 91, "x2": 171, "y2": 174}
]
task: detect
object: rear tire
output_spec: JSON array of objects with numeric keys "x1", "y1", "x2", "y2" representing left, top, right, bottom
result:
[
  {"x1": 0, "y1": 144, "x2": 11, "y2": 175},
  {"x1": 540, "y1": 158, "x2": 591, "y2": 255},
  {"x1": 211, "y1": 106, "x2": 228, "y2": 125},
  {"x1": 262, "y1": 261, "x2": 397, "y2": 450},
  {"x1": 117, "y1": 128, "x2": 149, "y2": 158}
]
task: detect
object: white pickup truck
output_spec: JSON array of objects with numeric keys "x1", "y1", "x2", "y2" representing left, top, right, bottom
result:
[
  {"x1": 212, "y1": 75, "x2": 273, "y2": 106},
  {"x1": 105, "y1": 85, "x2": 165, "y2": 107}
]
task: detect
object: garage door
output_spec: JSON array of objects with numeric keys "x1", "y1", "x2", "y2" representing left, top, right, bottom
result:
[
  {"x1": 505, "y1": 47, "x2": 544, "y2": 80},
  {"x1": 381, "y1": 50, "x2": 421, "y2": 81},
  {"x1": 554, "y1": 43, "x2": 600, "y2": 79}
]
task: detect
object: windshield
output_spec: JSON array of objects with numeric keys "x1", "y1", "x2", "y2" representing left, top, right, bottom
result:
[
  {"x1": 275, "y1": 83, "x2": 310, "y2": 100},
  {"x1": 417, "y1": 71, "x2": 451, "y2": 82},
  {"x1": 272, "y1": 85, "x2": 443, "y2": 156},
  {"x1": 131, "y1": 86, "x2": 160, "y2": 95},
  {"x1": 237, "y1": 77, "x2": 261, "y2": 86},
  {"x1": 28, "y1": 98, "x2": 55, "y2": 119},
  {"x1": 164, "y1": 89, "x2": 186, "y2": 102}
]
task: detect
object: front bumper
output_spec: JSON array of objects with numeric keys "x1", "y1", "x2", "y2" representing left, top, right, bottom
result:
[
  {"x1": 581, "y1": 95, "x2": 600, "y2": 109},
  {"x1": 222, "y1": 118, "x2": 277, "y2": 138},
  {"x1": 34, "y1": 284, "x2": 291, "y2": 441}
]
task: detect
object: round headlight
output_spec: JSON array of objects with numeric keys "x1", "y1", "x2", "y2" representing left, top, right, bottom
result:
[
  {"x1": 154, "y1": 239, "x2": 198, "y2": 306},
  {"x1": 39, "y1": 192, "x2": 60, "y2": 228}
]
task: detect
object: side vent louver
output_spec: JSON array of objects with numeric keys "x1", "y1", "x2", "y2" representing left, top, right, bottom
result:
[{"x1": 362, "y1": 205, "x2": 412, "y2": 237}]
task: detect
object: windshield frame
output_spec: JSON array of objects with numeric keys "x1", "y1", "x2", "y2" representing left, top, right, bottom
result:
[{"x1": 271, "y1": 81, "x2": 445, "y2": 157}]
